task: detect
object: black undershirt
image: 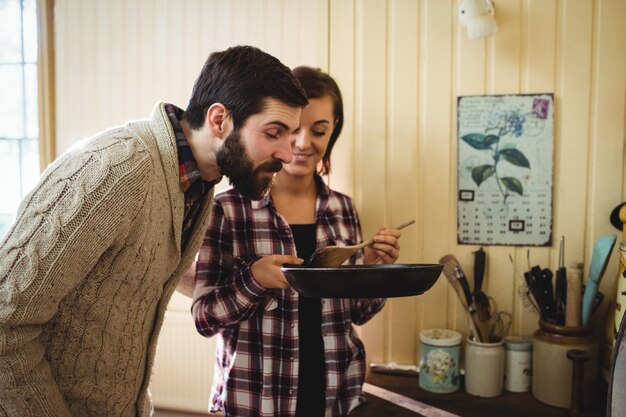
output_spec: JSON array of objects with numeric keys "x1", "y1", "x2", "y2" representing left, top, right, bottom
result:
[{"x1": 290, "y1": 224, "x2": 325, "y2": 417}]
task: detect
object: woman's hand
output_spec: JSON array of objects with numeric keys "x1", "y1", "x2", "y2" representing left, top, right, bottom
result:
[
  {"x1": 363, "y1": 226, "x2": 402, "y2": 265},
  {"x1": 251, "y1": 254, "x2": 304, "y2": 288}
]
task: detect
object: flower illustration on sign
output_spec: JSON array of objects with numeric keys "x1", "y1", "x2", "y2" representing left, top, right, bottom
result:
[{"x1": 461, "y1": 106, "x2": 541, "y2": 205}]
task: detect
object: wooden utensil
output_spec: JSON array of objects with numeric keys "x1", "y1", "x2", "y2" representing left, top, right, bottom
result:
[
  {"x1": 307, "y1": 219, "x2": 415, "y2": 268},
  {"x1": 565, "y1": 262, "x2": 583, "y2": 327},
  {"x1": 439, "y1": 254, "x2": 482, "y2": 341}
]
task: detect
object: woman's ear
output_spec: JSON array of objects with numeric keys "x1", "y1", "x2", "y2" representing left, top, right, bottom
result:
[{"x1": 205, "y1": 103, "x2": 232, "y2": 138}]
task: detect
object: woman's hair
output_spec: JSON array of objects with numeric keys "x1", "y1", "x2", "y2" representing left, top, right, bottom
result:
[
  {"x1": 291, "y1": 66, "x2": 344, "y2": 175},
  {"x1": 186, "y1": 46, "x2": 308, "y2": 131}
]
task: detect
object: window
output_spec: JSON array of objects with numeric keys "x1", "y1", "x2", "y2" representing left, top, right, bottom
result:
[{"x1": 0, "y1": 0, "x2": 40, "y2": 238}]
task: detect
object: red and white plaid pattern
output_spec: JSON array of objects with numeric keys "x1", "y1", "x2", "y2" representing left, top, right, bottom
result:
[{"x1": 192, "y1": 178, "x2": 385, "y2": 417}]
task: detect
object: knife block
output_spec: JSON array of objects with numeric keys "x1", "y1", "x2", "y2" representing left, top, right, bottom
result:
[{"x1": 532, "y1": 320, "x2": 597, "y2": 408}]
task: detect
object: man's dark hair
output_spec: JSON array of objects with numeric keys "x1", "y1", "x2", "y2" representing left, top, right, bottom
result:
[
  {"x1": 185, "y1": 46, "x2": 308, "y2": 131},
  {"x1": 291, "y1": 66, "x2": 344, "y2": 175}
]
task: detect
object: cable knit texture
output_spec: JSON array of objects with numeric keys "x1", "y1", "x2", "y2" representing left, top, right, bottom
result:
[{"x1": 0, "y1": 103, "x2": 214, "y2": 417}]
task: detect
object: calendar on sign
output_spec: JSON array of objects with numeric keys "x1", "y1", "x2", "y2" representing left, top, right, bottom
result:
[{"x1": 457, "y1": 94, "x2": 554, "y2": 246}]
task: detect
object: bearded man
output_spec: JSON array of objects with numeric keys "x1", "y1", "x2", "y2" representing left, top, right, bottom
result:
[{"x1": 0, "y1": 45, "x2": 307, "y2": 417}]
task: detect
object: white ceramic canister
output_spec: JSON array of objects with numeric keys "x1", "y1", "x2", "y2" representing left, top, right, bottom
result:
[
  {"x1": 418, "y1": 329, "x2": 462, "y2": 393},
  {"x1": 504, "y1": 336, "x2": 532, "y2": 392},
  {"x1": 464, "y1": 337, "x2": 505, "y2": 397}
]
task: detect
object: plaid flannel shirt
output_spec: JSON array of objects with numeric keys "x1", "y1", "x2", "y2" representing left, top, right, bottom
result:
[
  {"x1": 166, "y1": 103, "x2": 216, "y2": 250},
  {"x1": 192, "y1": 177, "x2": 386, "y2": 417}
]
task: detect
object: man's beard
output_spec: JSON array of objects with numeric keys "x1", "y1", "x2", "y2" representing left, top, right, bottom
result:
[{"x1": 216, "y1": 129, "x2": 283, "y2": 200}]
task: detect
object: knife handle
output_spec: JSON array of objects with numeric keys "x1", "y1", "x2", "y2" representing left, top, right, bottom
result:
[
  {"x1": 554, "y1": 268, "x2": 567, "y2": 325},
  {"x1": 542, "y1": 268, "x2": 556, "y2": 319}
]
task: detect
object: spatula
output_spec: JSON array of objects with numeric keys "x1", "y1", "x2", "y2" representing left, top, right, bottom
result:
[
  {"x1": 307, "y1": 219, "x2": 415, "y2": 268},
  {"x1": 581, "y1": 233, "x2": 616, "y2": 324}
]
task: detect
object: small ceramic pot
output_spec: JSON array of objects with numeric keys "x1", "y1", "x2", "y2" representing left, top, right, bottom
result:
[
  {"x1": 504, "y1": 335, "x2": 532, "y2": 392},
  {"x1": 418, "y1": 329, "x2": 462, "y2": 393},
  {"x1": 464, "y1": 337, "x2": 505, "y2": 397}
]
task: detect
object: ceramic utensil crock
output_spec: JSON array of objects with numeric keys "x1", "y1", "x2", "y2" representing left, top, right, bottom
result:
[
  {"x1": 532, "y1": 319, "x2": 597, "y2": 408},
  {"x1": 464, "y1": 337, "x2": 505, "y2": 397}
]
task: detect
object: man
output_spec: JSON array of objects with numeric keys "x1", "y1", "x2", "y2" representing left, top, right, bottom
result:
[{"x1": 0, "y1": 45, "x2": 307, "y2": 417}]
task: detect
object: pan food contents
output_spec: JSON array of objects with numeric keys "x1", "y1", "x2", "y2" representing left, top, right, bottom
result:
[{"x1": 281, "y1": 263, "x2": 442, "y2": 298}]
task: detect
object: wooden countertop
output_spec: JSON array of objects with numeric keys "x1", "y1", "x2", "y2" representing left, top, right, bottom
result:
[{"x1": 350, "y1": 371, "x2": 607, "y2": 417}]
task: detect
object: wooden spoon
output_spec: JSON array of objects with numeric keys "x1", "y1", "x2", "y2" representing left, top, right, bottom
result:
[
  {"x1": 307, "y1": 219, "x2": 415, "y2": 268},
  {"x1": 439, "y1": 254, "x2": 483, "y2": 342}
]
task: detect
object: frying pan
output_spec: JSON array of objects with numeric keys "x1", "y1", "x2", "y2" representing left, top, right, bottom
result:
[{"x1": 281, "y1": 263, "x2": 443, "y2": 298}]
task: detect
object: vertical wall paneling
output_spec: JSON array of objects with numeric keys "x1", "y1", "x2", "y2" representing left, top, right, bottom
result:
[
  {"x1": 328, "y1": 0, "x2": 355, "y2": 198},
  {"x1": 352, "y1": 0, "x2": 390, "y2": 362},
  {"x1": 386, "y1": 0, "x2": 421, "y2": 364},
  {"x1": 587, "y1": 0, "x2": 626, "y2": 346},
  {"x1": 483, "y1": 0, "x2": 536, "y2": 332},
  {"x1": 487, "y1": 0, "x2": 526, "y2": 335},
  {"x1": 551, "y1": 0, "x2": 594, "y2": 336},
  {"x1": 94, "y1": 0, "x2": 112, "y2": 128},
  {"x1": 417, "y1": 0, "x2": 453, "y2": 334},
  {"x1": 149, "y1": 293, "x2": 216, "y2": 413},
  {"x1": 54, "y1": 0, "x2": 328, "y2": 153},
  {"x1": 37, "y1": 0, "x2": 57, "y2": 169},
  {"x1": 109, "y1": 0, "x2": 126, "y2": 124},
  {"x1": 455, "y1": 0, "x2": 488, "y2": 339}
]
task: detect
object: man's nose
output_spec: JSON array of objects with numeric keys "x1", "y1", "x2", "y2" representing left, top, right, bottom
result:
[{"x1": 273, "y1": 134, "x2": 294, "y2": 163}]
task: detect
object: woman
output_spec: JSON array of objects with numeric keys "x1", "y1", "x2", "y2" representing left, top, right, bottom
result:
[{"x1": 192, "y1": 67, "x2": 403, "y2": 417}]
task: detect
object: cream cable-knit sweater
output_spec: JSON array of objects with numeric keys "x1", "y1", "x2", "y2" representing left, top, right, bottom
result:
[{"x1": 0, "y1": 103, "x2": 214, "y2": 416}]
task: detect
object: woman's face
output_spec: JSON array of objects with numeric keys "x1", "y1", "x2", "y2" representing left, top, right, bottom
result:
[{"x1": 281, "y1": 95, "x2": 335, "y2": 179}]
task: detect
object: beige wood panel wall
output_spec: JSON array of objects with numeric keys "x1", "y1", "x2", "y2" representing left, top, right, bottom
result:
[
  {"x1": 54, "y1": 0, "x2": 626, "y2": 379},
  {"x1": 327, "y1": 0, "x2": 626, "y2": 366},
  {"x1": 53, "y1": 0, "x2": 328, "y2": 153}
]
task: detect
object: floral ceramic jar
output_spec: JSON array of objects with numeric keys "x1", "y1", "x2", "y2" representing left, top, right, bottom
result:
[{"x1": 419, "y1": 329, "x2": 462, "y2": 393}]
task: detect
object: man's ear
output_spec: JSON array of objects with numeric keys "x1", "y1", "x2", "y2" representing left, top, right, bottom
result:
[{"x1": 205, "y1": 103, "x2": 232, "y2": 139}]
